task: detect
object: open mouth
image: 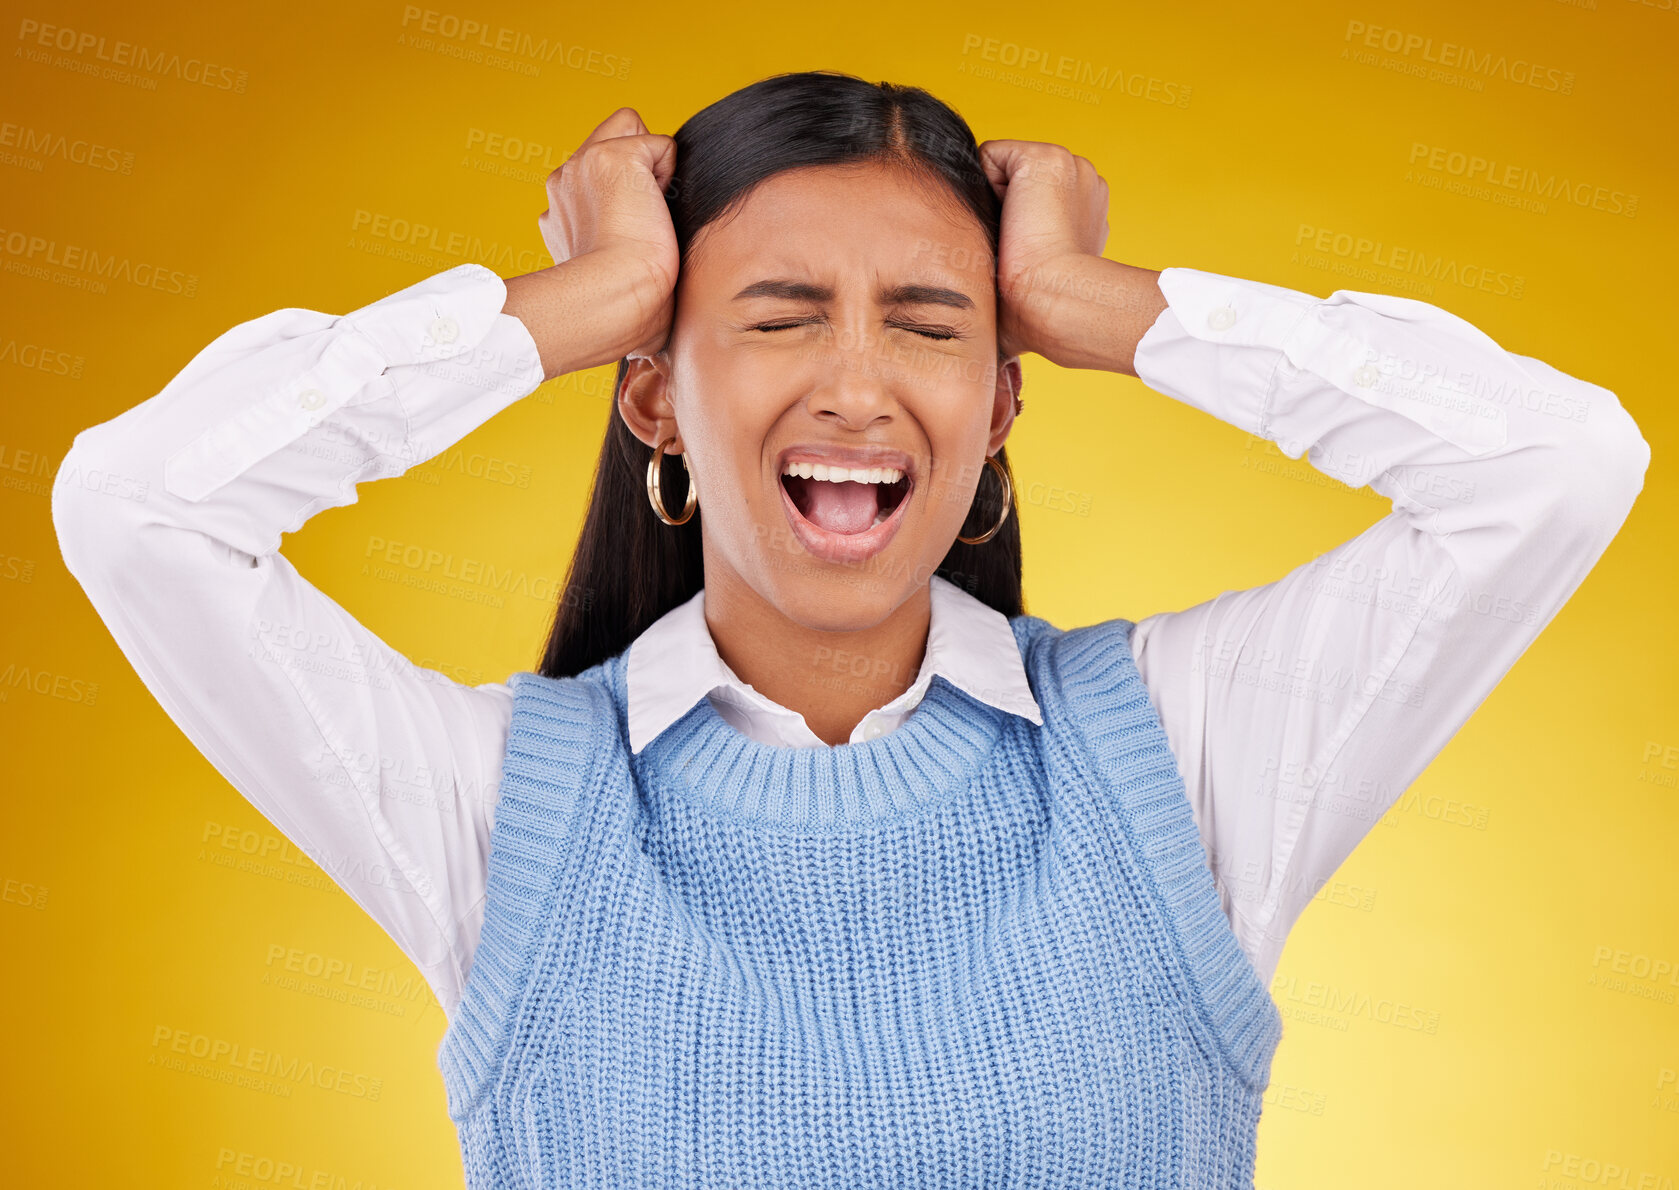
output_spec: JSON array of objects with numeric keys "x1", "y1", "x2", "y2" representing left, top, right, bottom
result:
[
  {"x1": 777, "y1": 459, "x2": 915, "y2": 565},
  {"x1": 780, "y1": 463, "x2": 912, "y2": 534}
]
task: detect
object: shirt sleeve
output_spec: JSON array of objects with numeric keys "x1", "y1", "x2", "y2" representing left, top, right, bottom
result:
[
  {"x1": 50, "y1": 262, "x2": 547, "y2": 1020},
  {"x1": 1126, "y1": 266, "x2": 1651, "y2": 988}
]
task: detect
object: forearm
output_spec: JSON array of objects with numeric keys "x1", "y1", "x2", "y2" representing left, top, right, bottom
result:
[
  {"x1": 504, "y1": 253, "x2": 669, "y2": 381},
  {"x1": 1013, "y1": 256, "x2": 1169, "y2": 376}
]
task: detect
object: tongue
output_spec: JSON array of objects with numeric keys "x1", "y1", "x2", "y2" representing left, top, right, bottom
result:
[{"x1": 800, "y1": 479, "x2": 878, "y2": 534}]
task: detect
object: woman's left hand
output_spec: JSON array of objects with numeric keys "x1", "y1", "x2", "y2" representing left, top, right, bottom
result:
[{"x1": 978, "y1": 139, "x2": 1111, "y2": 364}]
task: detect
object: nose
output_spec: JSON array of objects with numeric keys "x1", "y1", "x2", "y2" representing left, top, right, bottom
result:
[{"x1": 802, "y1": 329, "x2": 898, "y2": 429}]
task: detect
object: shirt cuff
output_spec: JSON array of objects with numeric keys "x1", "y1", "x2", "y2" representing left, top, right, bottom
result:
[
  {"x1": 339, "y1": 262, "x2": 513, "y2": 367},
  {"x1": 1133, "y1": 267, "x2": 1318, "y2": 439}
]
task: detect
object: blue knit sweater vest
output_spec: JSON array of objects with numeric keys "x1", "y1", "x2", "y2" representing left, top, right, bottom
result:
[{"x1": 437, "y1": 613, "x2": 1283, "y2": 1187}]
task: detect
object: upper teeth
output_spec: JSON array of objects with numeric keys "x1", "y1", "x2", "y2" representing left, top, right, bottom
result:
[{"x1": 782, "y1": 462, "x2": 905, "y2": 484}]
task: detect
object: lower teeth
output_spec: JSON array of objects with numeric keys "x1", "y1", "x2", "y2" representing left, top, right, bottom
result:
[{"x1": 871, "y1": 508, "x2": 888, "y2": 527}]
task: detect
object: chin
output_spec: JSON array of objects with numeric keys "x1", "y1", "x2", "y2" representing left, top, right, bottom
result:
[{"x1": 748, "y1": 544, "x2": 930, "y2": 633}]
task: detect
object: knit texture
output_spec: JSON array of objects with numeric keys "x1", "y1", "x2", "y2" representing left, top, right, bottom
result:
[{"x1": 437, "y1": 612, "x2": 1283, "y2": 1188}]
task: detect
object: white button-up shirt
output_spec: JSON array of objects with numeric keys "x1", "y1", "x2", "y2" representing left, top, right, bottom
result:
[{"x1": 50, "y1": 262, "x2": 1651, "y2": 1024}]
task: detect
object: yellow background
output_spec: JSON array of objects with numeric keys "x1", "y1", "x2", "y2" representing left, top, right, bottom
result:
[{"x1": 3, "y1": 0, "x2": 1675, "y2": 1185}]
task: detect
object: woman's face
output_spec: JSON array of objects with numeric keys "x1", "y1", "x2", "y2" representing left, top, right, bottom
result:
[{"x1": 622, "y1": 158, "x2": 1021, "y2": 632}]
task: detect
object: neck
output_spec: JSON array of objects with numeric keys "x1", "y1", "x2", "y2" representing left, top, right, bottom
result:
[{"x1": 699, "y1": 550, "x2": 931, "y2": 746}]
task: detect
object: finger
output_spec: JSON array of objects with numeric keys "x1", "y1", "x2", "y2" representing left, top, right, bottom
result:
[
  {"x1": 579, "y1": 107, "x2": 645, "y2": 149},
  {"x1": 977, "y1": 140, "x2": 1020, "y2": 203},
  {"x1": 644, "y1": 133, "x2": 677, "y2": 191},
  {"x1": 596, "y1": 132, "x2": 677, "y2": 194}
]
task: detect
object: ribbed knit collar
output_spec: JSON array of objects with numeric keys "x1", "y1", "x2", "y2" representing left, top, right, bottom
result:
[{"x1": 612, "y1": 642, "x2": 1012, "y2": 831}]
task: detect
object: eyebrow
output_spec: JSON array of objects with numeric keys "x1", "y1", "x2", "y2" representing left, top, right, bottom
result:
[{"x1": 732, "y1": 278, "x2": 975, "y2": 311}]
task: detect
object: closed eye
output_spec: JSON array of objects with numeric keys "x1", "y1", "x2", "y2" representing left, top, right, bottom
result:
[
  {"x1": 750, "y1": 319, "x2": 822, "y2": 333},
  {"x1": 890, "y1": 322, "x2": 960, "y2": 341},
  {"x1": 750, "y1": 319, "x2": 961, "y2": 341}
]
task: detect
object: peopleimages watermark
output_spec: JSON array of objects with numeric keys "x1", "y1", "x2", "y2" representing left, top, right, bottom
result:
[
  {"x1": 1269, "y1": 973, "x2": 1443, "y2": 1034},
  {"x1": 0, "y1": 225, "x2": 198, "y2": 297},
  {"x1": 0, "y1": 661, "x2": 99, "y2": 706},
  {"x1": 1638, "y1": 739, "x2": 1679, "y2": 791},
  {"x1": 397, "y1": 6, "x2": 630, "y2": 79},
  {"x1": 0, "y1": 553, "x2": 36, "y2": 584},
  {"x1": 1588, "y1": 943, "x2": 1679, "y2": 1006},
  {"x1": 347, "y1": 208, "x2": 548, "y2": 276},
  {"x1": 1341, "y1": 20, "x2": 1575, "y2": 94},
  {"x1": 958, "y1": 33, "x2": 1192, "y2": 109},
  {"x1": 1406, "y1": 142, "x2": 1638, "y2": 218},
  {"x1": 460, "y1": 125, "x2": 563, "y2": 185},
  {"x1": 212, "y1": 1148, "x2": 391, "y2": 1190},
  {"x1": 1293, "y1": 223, "x2": 1526, "y2": 299},
  {"x1": 0, "y1": 336, "x2": 85, "y2": 379},
  {"x1": 2, "y1": 875, "x2": 48, "y2": 910},
  {"x1": 15, "y1": 17, "x2": 249, "y2": 93},
  {"x1": 262, "y1": 942, "x2": 430, "y2": 1017},
  {"x1": 1537, "y1": 1151, "x2": 1675, "y2": 1190},
  {"x1": 149, "y1": 1024, "x2": 383, "y2": 1101},
  {"x1": 361, "y1": 533, "x2": 566, "y2": 606},
  {"x1": 0, "y1": 119, "x2": 134, "y2": 175}
]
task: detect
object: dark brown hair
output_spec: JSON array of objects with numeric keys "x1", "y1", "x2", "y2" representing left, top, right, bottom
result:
[{"x1": 539, "y1": 70, "x2": 1022, "y2": 679}]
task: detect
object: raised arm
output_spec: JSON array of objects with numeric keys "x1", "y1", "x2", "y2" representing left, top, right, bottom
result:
[
  {"x1": 52, "y1": 264, "x2": 548, "y2": 1017},
  {"x1": 1124, "y1": 269, "x2": 1648, "y2": 985},
  {"x1": 52, "y1": 107, "x2": 684, "y2": 1019},
  {"x1": 980, "y1": 139, "x2": 1651, "y2": 986}
]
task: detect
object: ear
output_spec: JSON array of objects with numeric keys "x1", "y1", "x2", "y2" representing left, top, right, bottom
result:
[
  {"x1": 617, "y1": 354, "x2": 682, "y2": 454},
  {"x1": 986, "y1": 356, "x2": 1023, "y2": 455}
]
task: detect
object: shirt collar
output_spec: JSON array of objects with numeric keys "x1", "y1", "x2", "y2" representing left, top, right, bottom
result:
[{"x1": 625, "y1": 574, "x2": 1043, "y2": 753}]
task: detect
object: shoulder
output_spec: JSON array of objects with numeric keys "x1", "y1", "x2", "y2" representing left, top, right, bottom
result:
[
  {"x1": 1009, "y1": 612, "x2": 1158, "y2": 746},
  {"x1": 501, "y1": 651, "x2": 628, "y2": 756},
  {"x1": 1010, "y1": 613, "x2": 1140, "y2": 690}
]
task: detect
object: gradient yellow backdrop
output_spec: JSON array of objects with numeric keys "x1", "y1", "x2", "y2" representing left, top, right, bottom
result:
[{"x1": 3, "y1": 0, "x2": 1674, "y2": 1185}]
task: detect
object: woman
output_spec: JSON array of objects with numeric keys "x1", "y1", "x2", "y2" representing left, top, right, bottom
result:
[{"x1": 53, "y1": 71, "x2": 1648, "y2": 1186}]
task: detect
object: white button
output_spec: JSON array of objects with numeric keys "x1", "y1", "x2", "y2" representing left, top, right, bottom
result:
[
  {"x1": 1353, "y1": 364, "x2": 1379, "y2": 388},
  {"x1": 429, "y1": 316, "x2": 459, "y2": 344},
  {"x1": 1206, "y1": 306, "x2": 1237, "y2": 331},
  {"x1": 297, "y1": 388, "x2": 326, "y2": 410},
  {"x1": 865, "y1": 722, "x2": 883, "y2": 740}
]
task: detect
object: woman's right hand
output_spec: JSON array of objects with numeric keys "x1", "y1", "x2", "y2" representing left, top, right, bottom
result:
[{"x1": 507, "y1": 108, "x2": 679, "y2": 378}]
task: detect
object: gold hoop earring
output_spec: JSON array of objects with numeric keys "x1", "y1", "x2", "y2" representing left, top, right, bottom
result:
[
  {"x1": 957, "y1": 453, "x2": 1012, "y2": 545},
  {"x1": 646, "y1": 434, "x2": 697, "y2": 526}
]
